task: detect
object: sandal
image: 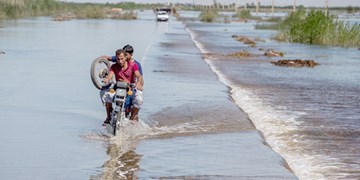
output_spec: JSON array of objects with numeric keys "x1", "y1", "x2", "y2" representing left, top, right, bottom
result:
[{"x1": 103, "y1": 118, "x2": 111, "y2": 124}]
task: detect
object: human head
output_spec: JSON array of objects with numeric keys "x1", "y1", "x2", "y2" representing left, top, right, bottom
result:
[
  {"x1": 123, "y1": 44, "x2": 133, "y2": 60},
  {"x1": 115, "y1": 49, "x2": 126, "y2": 56},
  {"x1": 115, "y1": 49, "x2": 126, "y2": 66}
]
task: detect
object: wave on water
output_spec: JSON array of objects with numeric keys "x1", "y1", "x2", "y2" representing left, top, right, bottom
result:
[
  {"x1": 184, "y1": 24, "x2": 339, "y2": 179},
  {"x1": 82, "y1": 115, "x2": 220, "y2": 142},
  {"x1": 82, "y1": 115, "x2": 232, "y2": 179},
  {"x1": 81, "y1": 118, "x2": 153, "y2": 141}
]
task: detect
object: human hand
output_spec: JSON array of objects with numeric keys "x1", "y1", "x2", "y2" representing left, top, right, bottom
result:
[{"x1": 136, "y1": 84, "x2": 144, "y2": 91}]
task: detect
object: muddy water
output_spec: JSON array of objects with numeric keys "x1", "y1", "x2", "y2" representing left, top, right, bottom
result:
[
  {"x1": 136, "y1": 18, "x2": 295, "y2": 179},
  {"x1": 182, "y1": 11, "x2": 360, "y2": 180},
  {"x1": 0, "y1": 11, "x2": 160, "y2": 179},
  {"x1": 1, "y1": 10, "x2": 299, "y2": 179}
]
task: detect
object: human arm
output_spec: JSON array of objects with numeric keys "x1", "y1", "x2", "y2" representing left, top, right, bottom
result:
[
  {"x1": 102, "y1": 71, "x2": 114, "y2": 84},
  {"x1": 134, "y1": 70, "x2": 144, "y2": 90},
  {"x1": 101, "y1": 55, "x2": 114, "y2": 61},
  {"x1": 136, "y1": 60, "x2": 143, "y2": 76}
]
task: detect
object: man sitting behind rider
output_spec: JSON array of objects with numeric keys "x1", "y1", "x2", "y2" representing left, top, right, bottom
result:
[
  {"x1": 122, "y1": 45, "x2": 143, "y2": 121},
  {"x1": 101, "y1": 49, "x2": 143, "y2": 123}
]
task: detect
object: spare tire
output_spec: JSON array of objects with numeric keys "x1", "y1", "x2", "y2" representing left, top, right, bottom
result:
[{"x1": 90, "y1": 57, "x2": 112, "y2": 90}]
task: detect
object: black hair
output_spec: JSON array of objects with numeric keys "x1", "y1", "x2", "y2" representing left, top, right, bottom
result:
[{"x1": 123, "y1": 44, "x2": 134, "y2": 55}]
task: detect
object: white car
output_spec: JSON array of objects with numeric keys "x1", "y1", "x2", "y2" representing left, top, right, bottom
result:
[{"x1": 156, "y1": 11, "x2": 169, "y2": 21}]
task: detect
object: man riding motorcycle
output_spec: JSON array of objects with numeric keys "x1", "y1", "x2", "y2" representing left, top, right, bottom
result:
[{"x1": 101, "y1": 49, "x2": 143, "y2": 124}]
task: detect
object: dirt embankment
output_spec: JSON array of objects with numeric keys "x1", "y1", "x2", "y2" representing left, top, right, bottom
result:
[
  {"x1": 231, "y1": 34, "x2": 320, "y2": 67},
  {"x1": 271, "y1": 59, "x2": 319, "y2": 67}
]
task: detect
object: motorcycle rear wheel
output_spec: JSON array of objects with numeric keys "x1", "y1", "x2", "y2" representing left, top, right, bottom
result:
[{"x1": 90, "y1": 57, "x2": 111, "y2": 90}]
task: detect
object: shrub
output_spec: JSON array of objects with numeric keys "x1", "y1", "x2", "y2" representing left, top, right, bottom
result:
[
  {"x1": 289, "y1": 10, "x2": 333, "y2": 44},
  {"x1": 276, "y1": 10, "x2": 360, "y2": 47},
  {"x1": 199, "y1": 9, "x2": 218, "y2": 22},
  {"x1": 233, "y1": 10, "x2": 252, "y2": 19},
  {"x1": 279, "y1": 8, "x2": 306, "y2": 29},
  {"x1": 74, "y1": 5, "x2": 106, "y2": 19},
  {"x1": 0, "y1": 0, "x2": 60, "y2": 19},
  {"x1": 111, "y1": 10, "x2": 137, "y2": 20}
]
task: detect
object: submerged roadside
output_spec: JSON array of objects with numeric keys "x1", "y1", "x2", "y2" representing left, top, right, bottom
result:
[
  {"x1": 127, "y1": 15, "x2": 297, "y2": 179},
  {"x1": 180, "y1": 9, "x2": 360, "y2": 180}
]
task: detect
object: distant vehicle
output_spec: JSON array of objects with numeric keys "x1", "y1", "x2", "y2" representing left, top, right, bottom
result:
[{"x1": 156, "y1": 11, "x2": 169, "y2": 21}]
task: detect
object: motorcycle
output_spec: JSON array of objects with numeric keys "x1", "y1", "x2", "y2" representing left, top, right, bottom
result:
[{"x1": 90, "y1": 57, "x2": 129, "y2": 135}]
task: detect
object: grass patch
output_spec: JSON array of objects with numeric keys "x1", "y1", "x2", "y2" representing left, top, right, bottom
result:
[
  {"x1": 255, "y1": 23, "x2": 280, "y2": 30},
  {"x1": 73, "y1": 5, "x2": 106, "y2": 19},
  {"x1": 233, "y1": 10, "x2": 252, "y2": 19},
  {"x1": 111, "y1": 10, "x2": 137, "y2": 20},
  {"x1": 199, "y1": 9, "x2": 218, "y2": 22},
  {"x1": 232, "y1": 9, "x2": 261, "y2": 20},
  {"x1": 274, "y1": 9, "x2": 360, "y2": 47},
  {"x1": 229, "y1": 50, "x2": 251, "y2": 58},
  {"x1": 0, "y1": 0, "x2": 146, "y2": 20},
  {"x1": 0, "y1": 0, "x2": 60, "y2": 18}
]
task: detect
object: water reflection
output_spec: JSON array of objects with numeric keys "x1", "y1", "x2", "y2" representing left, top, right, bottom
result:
[{"x1": 102, "y1": 140, "x2": 142, "y2": 180}]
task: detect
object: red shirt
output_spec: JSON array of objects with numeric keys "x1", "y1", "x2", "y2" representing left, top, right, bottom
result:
[
  {"x1": 110, "y1": 62, "x2": 138, "y2": 83},
  {"x1": 128, "y1": 61, "x2": 140, "y2": 83}
]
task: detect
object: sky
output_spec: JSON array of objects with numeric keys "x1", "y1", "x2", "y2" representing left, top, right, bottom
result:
[{"x1": 60, "y1": 0, "x2": 360, "y2": 7}]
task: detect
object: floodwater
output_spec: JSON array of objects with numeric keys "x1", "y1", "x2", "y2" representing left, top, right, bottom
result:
[
  {"x1": 182, "y1": 11, "x2": 360, "y2": 180},
  {"x1": 0, "y1": 10, "x2": 359, "y2": 180}
]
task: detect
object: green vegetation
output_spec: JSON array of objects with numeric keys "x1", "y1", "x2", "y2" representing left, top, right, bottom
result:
[
  {"x1": 232, "y1": 9, "x2": 262, "y2": 20},
  {"x1": 72, "y1": 5, "x2": 106, "y2": 19},
  {"x1": 0, "y1": 0, "x2": 59, "y2": 18},
  {"x1": 199, "y1": 9, "x2": 218, "y2": 22},
  {"x1": 111, "y1": 10, "x2": 137, "y2": 20},
  {"x1": 0, "y1": 0, "x2": 159, "y2": 20},
  {"x1": 275, "y1": 10, "x2": 360, "y2": 47},
  {"x1": 288, "y1": 10, "x2": 333, "y2": 44},
  {"x1": 345, "y1": 5, "x2": 360, "y2": 13},
  {"x1": 255, "y1": 8, "x2": 360, "y2": 47},
  {"x1": 279, "y1": 9, "x2": 307, "y2": 28},
  {"x1": 233, "y1": 9, "x2": 252, "y2": 19}
]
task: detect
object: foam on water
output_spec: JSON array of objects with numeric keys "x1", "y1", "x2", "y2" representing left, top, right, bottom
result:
[
  {"x1": 229, "y1": 86, "x2": 337, "y2": 180},
  {"x1": 82, "y1": 115, "x2": 237, "y2": 179},
  {"x1": 184, "y1": 23, "x2": 347, "y2": 180},
  {"x1": 82, "y1": 116, "x2": 212, "y2": 142}
]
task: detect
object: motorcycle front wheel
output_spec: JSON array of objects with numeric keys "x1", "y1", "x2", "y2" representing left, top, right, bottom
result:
[
  {"x1": 90, "y1": 57, "x2": 111, "y2": 90},
  {"x1": 113, "y1": 110, "x2": 124, "y2": 136}
]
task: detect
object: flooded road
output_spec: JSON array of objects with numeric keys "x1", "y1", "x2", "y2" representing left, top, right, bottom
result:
[
  {"x1": 182, "y1": 11, "x2": 360, "y2": 179},
  {"x1": 1, "y1": 9, "x2": 359, "y2": 180},
  {"x1": 0, "y1": 10, "x2": 295, "y2": 179},
  {"x1": 0, "y1": 11, "x2": 161, "y2": 179}
]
